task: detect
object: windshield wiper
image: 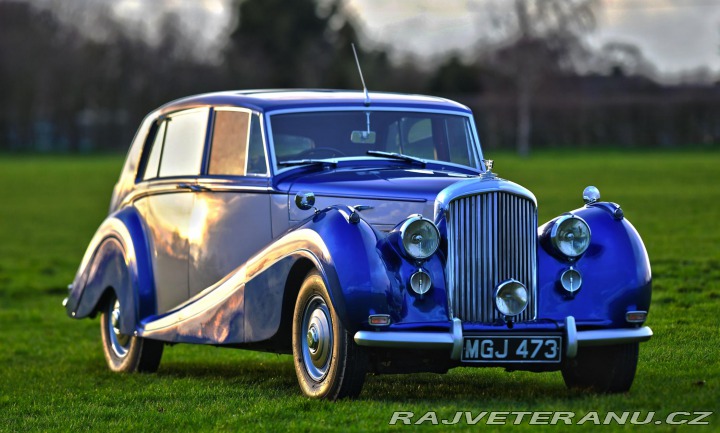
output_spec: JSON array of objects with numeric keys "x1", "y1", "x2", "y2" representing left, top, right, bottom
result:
[
  {"x1": 278, "y1": 159, "x2": 338, "y2": 168},
  {"x1": 366, "y1": 150, "x2": 426, "y2": 166}
]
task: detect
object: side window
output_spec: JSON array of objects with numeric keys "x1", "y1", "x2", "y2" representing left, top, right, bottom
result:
[
  {"x1": 208, "y1": 111, "x2": 268, "y2": 176},
  {"x1": 209, "y1": 110, "x2": 250, "y2": 176},
  {"x1": 158, "y1": 108, "x2": 209, "y2": 178},
  {"x1": 142, "y1": 121, "x2": 167, "y2": 181},
  {"x1": 247, "y1": 114, "x2": 268, "y2": 175}
]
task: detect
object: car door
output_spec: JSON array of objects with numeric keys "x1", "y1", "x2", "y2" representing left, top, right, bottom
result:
[
  {"x1": 188, "y1": 108, "x2": 272, "y2": 297},
  {"x1": 134, "y1": 107, "x2": 210, "y2": 314}
]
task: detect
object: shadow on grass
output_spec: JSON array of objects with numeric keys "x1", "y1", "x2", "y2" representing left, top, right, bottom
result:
[
  {"x1": 150, "y1": 356, "x2": 588, "y2": 403},
  {"x1": 360, "y1": 369, "x2": 578, "y2": 403}
]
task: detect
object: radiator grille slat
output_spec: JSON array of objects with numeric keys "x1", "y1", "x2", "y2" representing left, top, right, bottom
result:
[{"x1": 446, "y1": 192, "x2": 537, "y2": 323}]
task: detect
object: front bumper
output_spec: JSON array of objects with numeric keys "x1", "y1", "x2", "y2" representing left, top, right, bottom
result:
[{"x1": 353, "y1": 316, "x2": 653, "y2": 360}]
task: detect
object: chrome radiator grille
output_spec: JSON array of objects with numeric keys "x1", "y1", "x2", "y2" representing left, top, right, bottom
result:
[{"x1": 446, "y1": 192, "x2": 537, "y2": 322}]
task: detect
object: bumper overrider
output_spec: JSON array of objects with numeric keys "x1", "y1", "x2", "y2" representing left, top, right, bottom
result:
[{"x1": 354, "y1": 316, "x2": 653, "y2": 361}]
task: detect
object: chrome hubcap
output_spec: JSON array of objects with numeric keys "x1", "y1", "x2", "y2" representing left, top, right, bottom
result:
[
  {"x1": 307, "y1": 328, "x2": 319, "y2": 351},
  {"x1": 108, "y1": 299, "x2": 130, "y2": 358},
  {"x1": 301, "y1": 296, "x2": 333, "y2": 381}
]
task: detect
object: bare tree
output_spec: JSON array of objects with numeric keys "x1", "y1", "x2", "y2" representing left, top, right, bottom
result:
[{"x1": 486, "y1": 0, "x2": 599, "y2": 156}]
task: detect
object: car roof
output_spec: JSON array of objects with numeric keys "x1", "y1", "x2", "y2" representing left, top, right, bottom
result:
[{"x1": 155, "y1": 89, "x2": 472, "y2": 115}]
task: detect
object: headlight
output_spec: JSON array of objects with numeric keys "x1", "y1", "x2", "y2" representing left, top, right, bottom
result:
[
  {"x1": 550, "y1": 215, "x2": 591, "y2": 258},
  {"x1": 400, "y1": 216, "x2": 440, "y2": 260},
  {"x1": 495, "y1": 280, "x2": 528, "y2": 317}
]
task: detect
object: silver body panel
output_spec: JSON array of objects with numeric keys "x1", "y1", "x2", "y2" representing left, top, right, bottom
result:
[
  {"x1": 188, "y1": 182, "x2": 272, "y2": 298},
  {"x1": 134, "y1": 189, "x2": 194, "y2": 314}
]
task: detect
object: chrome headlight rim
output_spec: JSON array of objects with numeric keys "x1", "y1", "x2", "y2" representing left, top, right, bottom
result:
[
  {"x1": 399, "y1": 215, "x2": 440, "y2": 260},
  {"x1": 550, "y1": 214, "x2": 591, "y2": 259},
  {"x1": 494, "y1": 279, "x2": 529, "y2": 317}
]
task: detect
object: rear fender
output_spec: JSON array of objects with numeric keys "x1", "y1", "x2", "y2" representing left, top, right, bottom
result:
[{"x1": 66, "y1": 207, "x2": 155, "y2": 334}]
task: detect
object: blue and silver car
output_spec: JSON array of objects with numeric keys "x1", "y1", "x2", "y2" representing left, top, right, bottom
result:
[{"x1": 65, "y1": 90, "x2": 652, "y2": 399}]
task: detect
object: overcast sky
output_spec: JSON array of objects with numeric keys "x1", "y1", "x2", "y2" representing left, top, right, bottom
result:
[
  {"x1": 68, "y1": 0, "x2": 720, "y2": 76},
  {"x1": 351, "y1": 0, "x2": 720, "y2": 75}
]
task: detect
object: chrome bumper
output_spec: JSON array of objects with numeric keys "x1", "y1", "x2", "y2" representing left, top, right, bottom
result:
[{"x1": 353, "y1": 316, "x2": 653, "y2": 360}]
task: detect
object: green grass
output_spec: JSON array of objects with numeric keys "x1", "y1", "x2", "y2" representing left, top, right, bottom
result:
[{"x1": 1, "y1": 152, "x2": 719, "y2": 432}]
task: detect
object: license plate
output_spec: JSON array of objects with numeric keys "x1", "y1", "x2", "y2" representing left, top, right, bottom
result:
[{"x1": 461, "y1": 336, "x2": 562, "y2": 363}]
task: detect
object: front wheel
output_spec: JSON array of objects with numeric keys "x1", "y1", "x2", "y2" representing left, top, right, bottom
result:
[
  {"x1": 562, "y1": 343, "x2": 639, "y2": 393},
  {"x1": 100, "y1": 294, "x2": 163, "y2": 373},
  {"x1": 292, "y1": 271, "x2": 366, "y2": 400}
]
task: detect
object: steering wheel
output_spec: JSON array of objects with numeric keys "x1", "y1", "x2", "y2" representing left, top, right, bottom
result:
[{"x1": 296, "y1": 147, "x2": 347, "y2": 159}]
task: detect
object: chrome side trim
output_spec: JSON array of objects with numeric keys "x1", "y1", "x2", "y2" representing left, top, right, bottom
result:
[
  {"x1": 565, "y1": 316, "x2": 578, "y2": 358},
  {"x1": 576, "y1": 327, "x2": 653, "y2": 347}
]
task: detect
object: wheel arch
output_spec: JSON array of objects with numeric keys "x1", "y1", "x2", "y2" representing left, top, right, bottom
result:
[
  {"x1": 271, "y1": 258, "x2": 317, "y2": 352},
  {"x1": 66, "y1": 207, "x2": 156, "y2": 334}
]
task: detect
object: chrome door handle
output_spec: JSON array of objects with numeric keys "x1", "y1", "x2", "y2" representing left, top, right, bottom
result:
[{"x1": 177, "y1": 183, "x2": 209, "y2": 192}]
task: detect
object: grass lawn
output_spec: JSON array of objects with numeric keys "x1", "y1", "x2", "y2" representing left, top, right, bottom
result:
[{"x1": 0, "y1": 151, "x2": 718, "y2": 432}]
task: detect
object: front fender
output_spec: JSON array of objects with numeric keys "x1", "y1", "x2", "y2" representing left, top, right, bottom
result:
[
  {"x1": 298, "y1": 208, "x2": 449, "y2": 333},
  {"x1": 242, "y1": 207, "x2": 392, "y2": 337},
  {"x1": 66, "y1": 207, "x2": 156, "y2": 334},
  {"x1": 537, "y1": 204, "x2": 652, "y2": 327}
]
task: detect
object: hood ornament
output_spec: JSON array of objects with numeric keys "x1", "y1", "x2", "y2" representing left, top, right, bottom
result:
[{"x1": 480, "y1": 159, "x2": 497, "y2": 179}]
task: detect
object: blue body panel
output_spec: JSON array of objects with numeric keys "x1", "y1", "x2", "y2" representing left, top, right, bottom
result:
[
  {"x1": 66, "y1": 207, "x2": 156, "y2": 334},
  {"x1": 536, "y1": 205, "x2": 652, "y2": 328}
]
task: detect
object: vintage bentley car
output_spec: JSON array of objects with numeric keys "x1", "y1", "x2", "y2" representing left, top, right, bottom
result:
[{"x1": 65, "y1": 90, "x2": 652, "y2": 399}]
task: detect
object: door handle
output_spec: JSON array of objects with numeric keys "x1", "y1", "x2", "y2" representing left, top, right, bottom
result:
[{"x1": 177, "y1": 183, "x2": 210, "y2": 192}]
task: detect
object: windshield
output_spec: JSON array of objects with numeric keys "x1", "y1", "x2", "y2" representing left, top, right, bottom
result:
[{"x1": 269, "y1": 110, "x2": 480, "y2": 170}]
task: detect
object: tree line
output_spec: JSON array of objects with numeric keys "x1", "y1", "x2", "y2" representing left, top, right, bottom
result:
[{"x1": 0, "y1": 0, "x2": 717, "y2": 154}]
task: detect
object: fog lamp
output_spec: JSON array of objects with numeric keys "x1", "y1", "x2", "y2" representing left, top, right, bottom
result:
[
  {"x1": 560, "y1": 267, "x2": 582, "y2": 295},
  {"x1": 495, "y1": 280, "x2": 528, "y2": 317},
  {"x1": 409, "y1": 270, "x2": 432, "y2": 295}
]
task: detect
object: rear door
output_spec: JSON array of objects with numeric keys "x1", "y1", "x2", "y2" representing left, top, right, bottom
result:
[{"x1": 135, "y1": 107, "x2": 210, "y2": 313}]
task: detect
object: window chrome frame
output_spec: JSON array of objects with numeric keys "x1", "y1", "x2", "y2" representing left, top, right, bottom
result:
[
  {"x1": 208, "y1": 107, "x2": 271, "y2": 179},
  {"x1": 264, "y1": 107, "x2": 484, "y2": 175}
]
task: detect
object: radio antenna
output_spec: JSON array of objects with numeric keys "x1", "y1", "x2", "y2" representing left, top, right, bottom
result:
[{"x1": 351, "y1": 43, "x2": 371, "y2": 106}]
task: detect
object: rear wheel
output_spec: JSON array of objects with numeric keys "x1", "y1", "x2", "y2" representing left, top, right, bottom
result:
[
  {"x1": 562, "y1": 343, "x2": 638, "y2": 393},
  {"x1": 100, "y1": 294, "x2": 163, "y2": 373},
  {"x1": 292, "y1": 271, "x2": 366, "y2": 400}
]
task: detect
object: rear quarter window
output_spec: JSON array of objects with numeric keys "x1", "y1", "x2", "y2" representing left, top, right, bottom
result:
[{"x1": 158, "y1": 108, "x2": 210, "y2": 178}]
